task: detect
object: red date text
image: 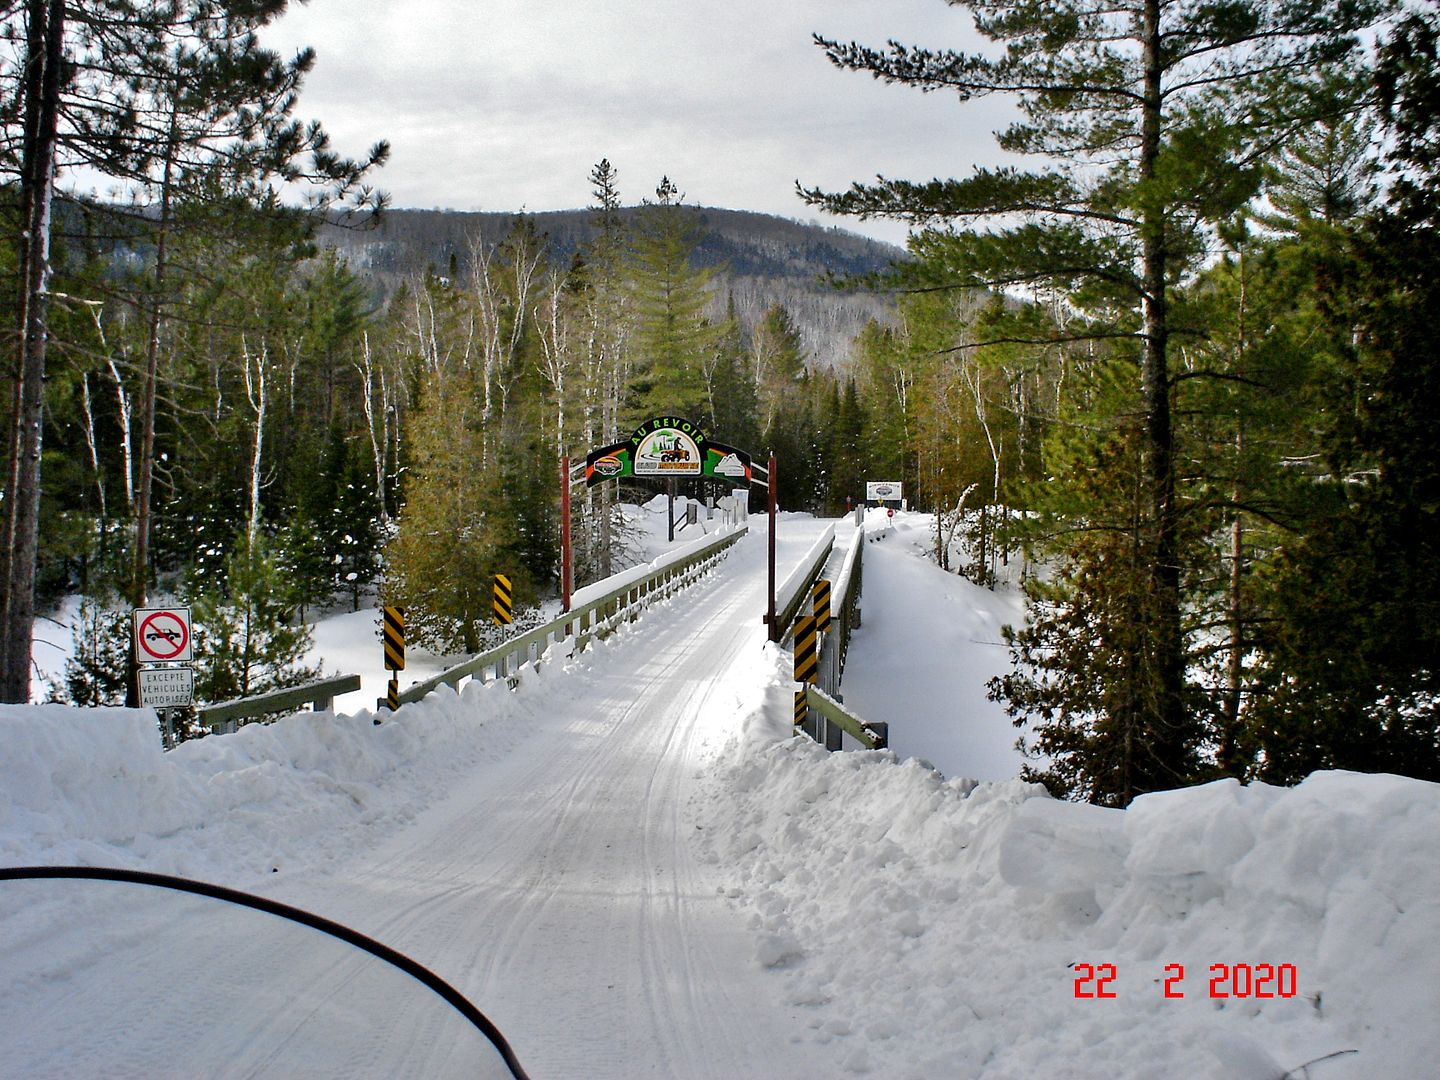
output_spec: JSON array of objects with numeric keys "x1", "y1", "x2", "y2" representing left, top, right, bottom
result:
[{"x1": 1072, "y1": 962, "x2": 1298, "y2": 1000}]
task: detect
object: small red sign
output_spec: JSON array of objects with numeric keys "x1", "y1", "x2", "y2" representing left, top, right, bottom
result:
[{"x1": 135, "y1": 608, "x2": 192, "y2": 663}]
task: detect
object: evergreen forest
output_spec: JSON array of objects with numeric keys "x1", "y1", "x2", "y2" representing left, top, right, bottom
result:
[{"x1": 2, "y1": 0, "x2": 1437, "y2": 805}]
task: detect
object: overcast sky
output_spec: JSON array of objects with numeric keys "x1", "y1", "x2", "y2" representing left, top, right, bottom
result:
[{"x1": 261, "y1": 0, "x2": 1017, "y2": 247}]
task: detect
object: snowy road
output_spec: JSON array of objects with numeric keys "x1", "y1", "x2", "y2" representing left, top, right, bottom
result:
[
  {"x1": 265, "y1": 520, "x2": 846, "y2": 1078},
  {"x1": 8, "y1": 510, "x2": 1440, "y2": 1079}
]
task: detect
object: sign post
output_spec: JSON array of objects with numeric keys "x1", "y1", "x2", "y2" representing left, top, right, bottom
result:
[
  {"x1": 132, "y1": 607, "x2": 194, "y2": 737},
  {"x1": 767, "y1": 453, "x2": 778, "y2": 641},
  {"x1": 380, "y1": 605, "x2": 405, "y2": 716},
  {"x1": 793, "y1": 610, "x2": 818, "y2": 738}
]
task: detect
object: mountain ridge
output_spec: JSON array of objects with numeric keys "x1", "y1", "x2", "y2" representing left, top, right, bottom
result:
[{"x1": 317, "y1": 204, "x2": 904, "y2": 368}]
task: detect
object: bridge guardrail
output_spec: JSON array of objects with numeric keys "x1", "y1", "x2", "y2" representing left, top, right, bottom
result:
[
  {"x1": 826, "y1": 519, "x2": 864, "y2": 686},
  {"x1": 771, "y1": 526, "x2": 835, "y2": 641},
  {"x1": 802, "y1": 684, "x2": 887, "y2": 750},
  {"x1": 397, "y1": 524, "x2": 748, "y2": 707},
  {"x1": 797, "y1": 517, "x2": 872, "y2": 751}
]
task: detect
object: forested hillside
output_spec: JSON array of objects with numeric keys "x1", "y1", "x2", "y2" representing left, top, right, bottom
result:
[{"x1": 316, "y1": 204, "x2": 901, "y2": 368}]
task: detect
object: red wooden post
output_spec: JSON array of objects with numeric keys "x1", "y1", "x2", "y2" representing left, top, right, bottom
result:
[
  {"x1": 560, "y1": 455, "x2": 573, "y2": 616},
  {"x1": 767, "y1": 452, "x2": 778, "y2": 641}
]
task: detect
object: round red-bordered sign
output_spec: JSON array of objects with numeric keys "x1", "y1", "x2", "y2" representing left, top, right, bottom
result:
[{"x1": 137, "y1": 610, "x2": 190, "y2": 662}]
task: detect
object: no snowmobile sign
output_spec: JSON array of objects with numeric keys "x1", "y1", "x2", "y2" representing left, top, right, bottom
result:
[{"x1": 134, "y1": 607, "x2": 193, "y2": 664}]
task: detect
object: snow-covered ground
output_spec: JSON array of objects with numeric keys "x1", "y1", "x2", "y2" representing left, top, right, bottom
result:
[
  {"x1": 840, "y1": 508, "x2": 1027, "y2": 781},
  {"x1": 4, "y1": 507, "x2": 1438, "y2": 1078}
]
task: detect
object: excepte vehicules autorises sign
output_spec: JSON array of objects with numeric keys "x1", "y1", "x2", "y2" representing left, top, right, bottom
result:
[{"x1": 137, "y1": 666, "x2": 195, "y2": 708}]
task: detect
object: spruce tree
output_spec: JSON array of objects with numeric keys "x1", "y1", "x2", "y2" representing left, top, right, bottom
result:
[
  {"x1": 626, "y1": 177, "x2": 721, "y2": 418},
  {"x1": 804, "y1": 0, "x2": 1386, "y2": 803},
  {"x1": 1248, "y1": 8, "x2": 1440, "y2": 782},
  {"x1": 191, "y1": 534, "x2": 320, "y2": 706}
]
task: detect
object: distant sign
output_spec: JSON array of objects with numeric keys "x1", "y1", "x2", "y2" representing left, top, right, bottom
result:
[
  {"x1": 866, "y1": 481, "x2": 903, "y2": 504},
  {"x1": 134, "y1": 607, "x2": 192, "y2": 663},
  {"x1": 138, "y1": 666, "x2": 194, "y2": 708}
]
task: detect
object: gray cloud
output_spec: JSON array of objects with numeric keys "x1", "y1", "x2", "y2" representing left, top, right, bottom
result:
[{"x1": 264, "y1": 0, "x2": 1019, "y2": 245}]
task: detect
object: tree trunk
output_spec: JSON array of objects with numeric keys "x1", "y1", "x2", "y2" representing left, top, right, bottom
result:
[
  {"x1": 244, "y1": 340, "x2": 268, "y2": 545},
  {"x1": 1139, "y1": 0, "x2": 1187, "y2": 784},
  {"x1": 132, "y1": 104, "x2": 180, "y2": 611},
  {"x1": 1, "y1": 0, "x2": 66, "y2": 703},
  {"x1": 1219, "y1": 253, "x2": 1251, "y2": 775}
]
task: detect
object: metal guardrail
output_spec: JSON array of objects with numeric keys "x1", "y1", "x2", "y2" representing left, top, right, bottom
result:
[
  {"x1": 796, "y1": 517, "x2": 877, "y2": 751},
  {"x1": 826, "y1": 520, "x2": 864, "y2": 687},
  {"x1": 771, "y1": 527, "x2": 835, "y2": 640},
  {"x1": 198, "y1": 673, "x2": 363, "y2": 733},
  {"x1": 397, "y1": 525, "x2": 748, "y2": 707},
  {"x1": 802, "y1": 685, "x2": 887, "y2": 750}
]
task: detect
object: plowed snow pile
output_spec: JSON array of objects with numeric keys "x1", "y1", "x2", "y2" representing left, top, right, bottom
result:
[
  {"x1": 5, "y1": 508, "x2": 1439, "y2": 1078},
  {"x1": 695, "y1": 648, "x2": 1440, "y2": 1079}
]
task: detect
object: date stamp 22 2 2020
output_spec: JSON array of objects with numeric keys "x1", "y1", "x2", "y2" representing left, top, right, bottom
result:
[{"x1": 1072, "y1": 962, "x2": 1299, "y2": 1000}]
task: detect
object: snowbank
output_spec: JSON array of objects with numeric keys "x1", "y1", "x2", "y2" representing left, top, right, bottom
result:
[
  {"x1": 694, "y1": 646, "x2": 1440, "y2": 1078},
  {"x1": 0, "y1": 677, "x2": 543, "y2": 882},
  {"x1": 7, "y1": 508, "x2": 1438, "y2": 1078}
]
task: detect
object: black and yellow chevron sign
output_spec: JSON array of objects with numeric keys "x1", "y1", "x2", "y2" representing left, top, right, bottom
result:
[
  {"x1": 383, "y1": 606, "x2": 405, "y2": 671},
  {"x1": 794, "y1": 688, "x2": 808, "y2": 726},
  {"x1": 793, "y1": 612, "x2": 818, "y2": 685},
  {"x1": 812, "y1": 578, "x2": 832, "y2": 634},
  {"x1": 387, "y1": 677, "x2": 400, "y2": 711},
  {"x1": 493, "y1": 573, "x2": 513, "y2": 625}
]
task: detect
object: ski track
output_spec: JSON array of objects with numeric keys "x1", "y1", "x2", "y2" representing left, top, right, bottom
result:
[{"x1": 264, "y1": 524, "x2": 847, "y2": 1079}]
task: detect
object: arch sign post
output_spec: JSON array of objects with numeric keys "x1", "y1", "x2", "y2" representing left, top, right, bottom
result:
[{"x1": 562, "y1": 416, "x2": 758, "y2": 616}]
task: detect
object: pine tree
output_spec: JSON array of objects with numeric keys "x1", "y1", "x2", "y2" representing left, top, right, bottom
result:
[
  {"x1": 0, "y1": 0, "x2": 388, "y2": 701},
  {"x1": 626, "y1": 177, "x2": 722, "y2": 418},
  {"x1": 62, "y1": 599, "x2": 132, "y2": 707},
  {"x1": 1248, "y1": 9, "x2": 1440, "y2": 782},
  {"x1": 191, "y1": 534, "x2": 320, "y2": 706},
  {"x1": 804, "y1": 0, "x2": 1385, "y2": 803},
  {"x1": 991, "y1": 358, "x2": 1205, "y2": 803},
  {"x1": 826, "y1": 378, "x2": 868, "y2": 514}
]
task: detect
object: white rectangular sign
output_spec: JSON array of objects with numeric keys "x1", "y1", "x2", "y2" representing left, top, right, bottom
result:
[
  {"x1": 133, "y1": 607, "x2": 193, "y2": 664},
  {"x1": 866, "y1": 481, "x2": 903, "y2": 503},
  {"x1": 138, "y1": 666, "x2": 194, "y2": 708}
]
